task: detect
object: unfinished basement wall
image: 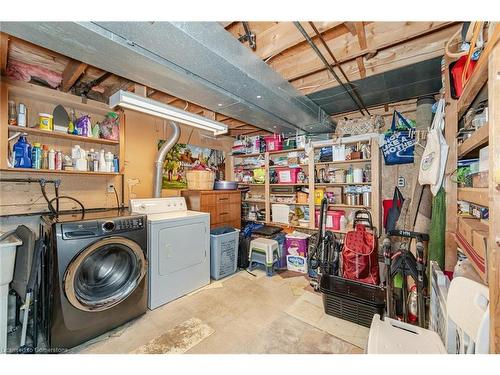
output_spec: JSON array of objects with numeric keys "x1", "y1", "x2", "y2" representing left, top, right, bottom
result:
[{"x1": 122, "y1": 110, "x2": 234, "y2": 201}]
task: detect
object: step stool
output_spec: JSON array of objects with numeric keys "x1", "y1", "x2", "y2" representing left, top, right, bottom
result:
[{"x1": 248, "y1": 238, "x2": 279, "y2": 276}]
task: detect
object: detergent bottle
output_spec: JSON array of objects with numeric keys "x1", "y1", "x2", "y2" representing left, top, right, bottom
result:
[
  {"x1": 13, "y1": 134, "x2": 32, "y2": 168},
  {"x1": 31, "y1": 143, "x2": 42, "y2": 170}
]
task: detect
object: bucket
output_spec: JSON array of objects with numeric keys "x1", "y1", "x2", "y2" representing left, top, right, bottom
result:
[{"x1": 39, "y1": 113, "x2": 53, "y2": 131}]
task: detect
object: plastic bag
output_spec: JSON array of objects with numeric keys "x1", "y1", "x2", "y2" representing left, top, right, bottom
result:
[{"x1": 99, "y1": 112, "x2": 120, "y2": 141}]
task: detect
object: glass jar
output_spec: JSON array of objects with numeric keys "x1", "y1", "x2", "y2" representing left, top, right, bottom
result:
[{"x1": 8, "y1": 100, "x2": 17, "y2": 126}]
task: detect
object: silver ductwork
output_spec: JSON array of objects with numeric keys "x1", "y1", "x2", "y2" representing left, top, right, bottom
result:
[
  {"x1": 153, "y1": 121, "x2": 180, "y2": 198},
  {"x1": 0, "y1": 22, "x2": 335, "y2": 135}
]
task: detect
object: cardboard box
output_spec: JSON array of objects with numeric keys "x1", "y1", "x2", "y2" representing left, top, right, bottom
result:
[
  {"x1": 458, "y1": 217, "x2": 489, "y2": 246},
  {"x1": 457, "y1": 217, "x2": 489, "y2": 284}
]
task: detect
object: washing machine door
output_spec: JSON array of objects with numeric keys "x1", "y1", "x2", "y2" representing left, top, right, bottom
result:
[{"x1": 64, "y1": 237, "x2": 147, "y2": 312}]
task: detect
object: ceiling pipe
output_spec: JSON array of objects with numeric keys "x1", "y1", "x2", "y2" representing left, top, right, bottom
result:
[
  {"x1": 308, "y1": 22, "x2": 370, "y2": 115},
  {"x1": 293, "y1": 21, "x2": 367, "y2": 116},
  {"x1": 153, "y1": 121, "x2": 181, "y2": 198}
]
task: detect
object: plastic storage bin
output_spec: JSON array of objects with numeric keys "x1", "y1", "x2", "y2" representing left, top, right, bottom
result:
[
  {"x1": 210, "y1": 227, "x2": 240, "y2": 280},
  {"x1": 320, "y1": 274, "x2": 386, "y2": 328},
  {"x1": 272, "y1": 204, "x2": 290, "y2": 224},
  {"x1": 276, "y1": 167, "x2": 301, "y2": 184},
  {"x1": 264, "y1": 135, "x2": 283, "y2": 152},
  {"x1": 315, "y1": 210, "x2": 345, "y2": 230}
]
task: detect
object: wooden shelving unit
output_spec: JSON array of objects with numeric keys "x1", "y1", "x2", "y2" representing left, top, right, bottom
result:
[
  {"x1": 457, "y1": 123, "x2": 489, "y2": 157},
  {"x1": 1, "y1": 168, "x2": 120, "y2": 176},
  {"x1": 8, "y1": 125, "x2": 120, "y2": 145},
  {"x1": 457, "y1": 187, "x2": 489, "y2": 207},
  {"x1": 1, "y1": 79, "x2": 125, "y2": 177},
  {"x1": 443, "y1": 25, "x2": 500, "y2": 353},
  {"x1": 232, "y1": 136, "x2": 380, "y2": 234}
]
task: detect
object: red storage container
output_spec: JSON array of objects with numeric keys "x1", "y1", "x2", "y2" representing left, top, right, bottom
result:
[
  {"x1": 276, "y1": 167, "x2": 301, "y2": 184},
  {"x1": 315, "y1": 210, "x2": 345, "y2": 230},
  {"x1": 264, "y1": 135, "x2": 283, "y2": 152}
]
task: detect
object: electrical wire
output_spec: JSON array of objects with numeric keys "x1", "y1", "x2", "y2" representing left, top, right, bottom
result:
[
  {"x1": 112, "y1": 185, "x2": 120, "y2": 208},
  {"x1": 47, "y1": 196, "x2": 86, "y2": 219}
]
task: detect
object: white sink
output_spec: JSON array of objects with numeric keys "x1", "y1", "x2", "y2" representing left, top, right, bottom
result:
[{"x1": 0, "y1": 231, "x2": 22, "y2": 353}]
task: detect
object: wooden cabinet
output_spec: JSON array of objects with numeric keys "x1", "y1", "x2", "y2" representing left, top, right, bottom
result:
[{"x1": 181, "y1": 190, "x2": 241, "y2": 229}]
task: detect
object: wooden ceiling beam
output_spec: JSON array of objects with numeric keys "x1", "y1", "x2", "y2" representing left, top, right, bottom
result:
[
  {"x1": 292, "y1": 25, "x2": 460, "y2": 95},
  {"x1": 0, "y1": 33, "x2": 10, "y2": 75},
  {"x1": 354, "y1": 22, "x2": 367, "y2": 50},
  {"x1": 271, "y1": 21, "x2": 455, "y2": 82},
  {"x1": 61, "y1": 59, "x2": 88, "y2": 92},
  {"x1": 256, "y1": 21, "x2": 343, "y2": 59},
  {"x1": 356, "y1": 56, "x2": 366, "y2": 79}
]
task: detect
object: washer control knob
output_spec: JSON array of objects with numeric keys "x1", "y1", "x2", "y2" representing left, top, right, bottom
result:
[{"x1": 102, "y1": 221, "x2": 115, "y2": 232}]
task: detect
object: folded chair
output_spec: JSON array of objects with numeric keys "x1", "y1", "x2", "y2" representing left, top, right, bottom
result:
[{"x1": 367, "y1": 276, "x2": 489, "y2": 354}]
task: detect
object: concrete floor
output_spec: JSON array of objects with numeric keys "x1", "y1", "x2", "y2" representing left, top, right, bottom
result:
[{"x1": 69, "y1": 270, "x2": 367, "y2": 354}]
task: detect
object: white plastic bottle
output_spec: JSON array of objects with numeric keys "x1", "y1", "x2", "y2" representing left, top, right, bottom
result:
[
  {"x1": 48, "y1": 148, "x2": 55, "y2": 170},
  {"x1": 76, "y1": 147, "x2": 87, "y2": 171},
  {"x1": 99, "y1": 149, "x2": 107, "y2": 172},
  {"x1": 71, "y1": 145, "x2": 81, "y2": 167},
  {"x1": 105, "y1": 152, "x2": 114, "y2": 172}
]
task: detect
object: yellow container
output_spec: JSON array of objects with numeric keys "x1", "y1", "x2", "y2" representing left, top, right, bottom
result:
[
  {"x1": 314, "y1": 188, "x2": 325, "y2": 205},
  {"x1": 39, "y1": 113, "x2": 53, "y2": 131}
]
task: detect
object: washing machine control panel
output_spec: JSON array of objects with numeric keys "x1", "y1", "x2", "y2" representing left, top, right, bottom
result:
[{"x1": 114, "y1": 217, "x2": 145, "y2": 231}]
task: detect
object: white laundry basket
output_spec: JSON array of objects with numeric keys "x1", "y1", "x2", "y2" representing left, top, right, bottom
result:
[{"x1": 210, "y1": 227, "x2": 240, "y2": 280}]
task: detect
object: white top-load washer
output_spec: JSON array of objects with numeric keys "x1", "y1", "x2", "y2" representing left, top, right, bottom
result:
[{"x1": 130, "y1": 197, "x2": 210, "y2": 310}]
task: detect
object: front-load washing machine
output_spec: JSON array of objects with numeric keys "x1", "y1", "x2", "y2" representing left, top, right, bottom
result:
[
  {"x1": 130, "y1": 197, "x2": 210, "y2": 310},
  {"x1": 40, "y1": 210, "x2": 148, "y2": 350}
]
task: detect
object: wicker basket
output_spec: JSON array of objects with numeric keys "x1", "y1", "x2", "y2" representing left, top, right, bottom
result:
[{"x1": 186, "y1": 170, "x2": 215, "y2": 190}]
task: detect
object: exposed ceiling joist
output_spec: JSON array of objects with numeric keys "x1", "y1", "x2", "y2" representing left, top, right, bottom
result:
[
  {"x1": 354, "y1": 22, "x2": 367, "y2": 50},
  {"x1": 291, "y1": 24, "x2": 460, "y2": 94},
  {"x1": 271, "y1": 21, "x2": 455, "y2": 82},
  {"x1": 61, "y1": 59, "x2": 87, "y2": 92},
  {"x1": 256, "y1": 21, "x2": 343, "y2": 59}
]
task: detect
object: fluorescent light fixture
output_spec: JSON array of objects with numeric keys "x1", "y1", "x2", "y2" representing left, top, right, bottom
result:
[{"x1": 109, "y1": 90, "x2": 228, "y2": 136}]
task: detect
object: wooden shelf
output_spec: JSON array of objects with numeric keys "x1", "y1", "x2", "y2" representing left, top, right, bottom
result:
[
  {"x1": 314, "y1": 159, "x2": 371, "y2": 166},
  {"x1": 269, "y1": 183, "x2": 308, "y2": 186},
  {"x1": 458, "y1": 123, "x2": 489, "y2": 158},
  {"x1": 457, "y1": 51, "x2": 490, "y2": 119},
  {"x1": 8, "y1": 125, "x2": 120, "y2": 145},
  {"x1": 315, "y1": 203, "x2": 370, "y2": 209},
  {"x1": 5, "y1": 78, "x2": 111, "y2": 116},
  {"x1": 243, "y1": 199, "x2": 266, "y2": 203},
  {"x1": 458, "y1": 187, "x2": 489, "y2": 207},
  {"x1": 232, "y1": 153, "x2": 263, "y2": 158},
  {"x1": 315, "y1": 182, "x2": 370, "y2": 186},
  {"x1": 1, "y1": 168, "x2": 121, "y2": 176},
  {"x1": 270, "y1": 202, "x2": 309, "y2": 206},
  {"x1": 268, "y1": 148, "x2": 305, "y2": 155},
  {"x1": 238, "y1": 182, "x2": 265, "y2": 186}
]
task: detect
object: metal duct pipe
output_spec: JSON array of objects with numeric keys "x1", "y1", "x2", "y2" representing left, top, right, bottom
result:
[
  {"x1": 153, "y1": 121, "x2": 181, "y2": 198},
  {"x1": 293, "y1": 21, "x2": 367, "y2": 116}
]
